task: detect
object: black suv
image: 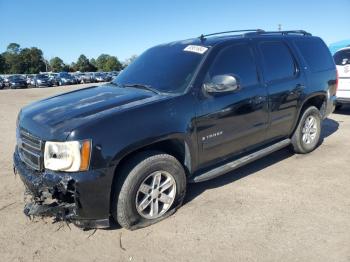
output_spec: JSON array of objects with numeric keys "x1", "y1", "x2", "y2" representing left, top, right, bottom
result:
[{"x1": 13, "y1": 30, "x2": 337, "y2": 230}]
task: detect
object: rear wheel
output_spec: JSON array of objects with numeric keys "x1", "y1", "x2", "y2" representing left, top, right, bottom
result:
[
  {"x1": 112, "y1": 151, "x2": 187, "y2": 230},
  {"x1": 291, "y1": 106, "x2": 321, "y2": 154}
]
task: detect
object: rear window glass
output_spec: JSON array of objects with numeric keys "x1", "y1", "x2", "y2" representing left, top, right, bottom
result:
[
  {"x1": 295, "y1": 38, "x2": 334, "y2": 72},
  {"x1": 259, "y1": 41, "x2": 296, "y2": 82},
  {"x1": 333, "y1": 49, "x2": 350, "y2": 65}
]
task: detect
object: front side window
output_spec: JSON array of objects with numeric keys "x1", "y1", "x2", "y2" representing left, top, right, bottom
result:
[
  {"x1": 259, "y1": 41, "x2": 296, "y2": 82},
  {"x1": 206, "y1": 43, "x2": 258, "y2": 87}
]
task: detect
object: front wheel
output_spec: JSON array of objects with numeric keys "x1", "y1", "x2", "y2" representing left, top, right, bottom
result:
[
  {"x1": 291, "y1": 106, "x2": 322, "y2": 154},
  {"x1": 112, "y1": 152, "x2": 187, "y2": 230}
]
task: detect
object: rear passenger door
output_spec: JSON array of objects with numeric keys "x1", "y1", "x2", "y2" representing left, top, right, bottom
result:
[{"x1": 256, "y1": 40, "x2": 305, "y2": 140}]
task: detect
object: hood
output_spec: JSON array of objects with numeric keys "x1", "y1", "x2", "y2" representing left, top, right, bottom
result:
[{"x1": 19, "y1": 84, "x2": 167, "y2": 140}]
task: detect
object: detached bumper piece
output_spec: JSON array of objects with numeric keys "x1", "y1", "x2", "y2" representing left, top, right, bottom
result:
[
  {"x1": 13, "y1": 150, "x2": 110, "y2": 229},
  {"x1": 22, "y1": 176, "x2": 77, "y2": 223}
]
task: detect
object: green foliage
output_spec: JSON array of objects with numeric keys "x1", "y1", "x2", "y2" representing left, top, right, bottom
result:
[
  {"x1": 50, "y1": 57, "x2": 65, "y2": 72},
  {"x1": 96, "y1": 54, "x2": 122, "y2": 71},
  {"x1": 0, "y1": 54, "x2": 5, "y2": 73},
  {"x1": 75, "y1": 54, "x2": 97, "y2": 72},
  {"x1": 1, "y1": 43, "x2": 46, "y2": 74},
  {"x1": 20, "y1": 47, "x2": 46, "y2": 74},
  {"x1": 7, "y1": 43, "x2": 21, "y2": 54},
  {"x1": 90, "y1": 58, "x2": 97, "y2": 67},
  {"x1": 1, "y1": 42, "x2": 126, "y2": 74}
]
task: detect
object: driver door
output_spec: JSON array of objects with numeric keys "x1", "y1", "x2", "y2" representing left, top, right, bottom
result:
[{"x1": 196, "y1": 42, "x2": 269, "y2": 167}]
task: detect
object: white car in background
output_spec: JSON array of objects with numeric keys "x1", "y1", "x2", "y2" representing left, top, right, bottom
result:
[{"x1": 334, "y1": 47, "x2": 350, "y2": 109}]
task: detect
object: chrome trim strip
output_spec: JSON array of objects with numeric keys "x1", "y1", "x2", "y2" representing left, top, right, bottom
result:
[{"x1": 17, "y1": 128, "x2": 43, "y2": 170}]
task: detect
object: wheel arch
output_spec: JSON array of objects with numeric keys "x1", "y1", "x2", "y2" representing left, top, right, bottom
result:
[
  {"x1": 109, "y1": 136, "x2": 193, "y2": 215},
  {"x1": 115, "y1": 137, "x2": 193, "y2": 175},
  {"x1": 291, "y1": 92, "x2": 327, "y2": 136}
]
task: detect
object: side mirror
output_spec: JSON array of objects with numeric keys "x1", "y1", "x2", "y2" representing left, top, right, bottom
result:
[{"x1": 203, "y1": 74, "x2": 239, "y2": 94}]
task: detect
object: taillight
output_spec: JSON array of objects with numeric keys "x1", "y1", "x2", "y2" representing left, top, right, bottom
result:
[{"x1": 335, "y1": 69, "x2": 339, "y2": 92}]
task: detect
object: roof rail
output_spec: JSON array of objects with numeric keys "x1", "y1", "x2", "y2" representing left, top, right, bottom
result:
[
  {"x1": 199, "y1": 29, "x2": 265, "y2": 41},
  {"x1": 250, "y1": 30, "x2": 312, "y2": 36}
]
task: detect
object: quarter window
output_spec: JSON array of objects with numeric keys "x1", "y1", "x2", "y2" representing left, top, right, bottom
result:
[
  {"x1": 295, "y1": 38, "x2": 335, "y2": 71},
  {"x1": 207, "y1": 44, "x2": 259, "y2": 87},
  {"x1": 260, "y1": 41, "x2": 296, "y2": 82}
]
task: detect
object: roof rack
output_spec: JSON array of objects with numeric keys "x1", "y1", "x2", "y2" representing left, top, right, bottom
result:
[
  {"x1": 199, "y1": 29, "x2": 265, "y2": 41},
  {"x1": 249, "y1": 30, "x2": 312, "y2": 36}
]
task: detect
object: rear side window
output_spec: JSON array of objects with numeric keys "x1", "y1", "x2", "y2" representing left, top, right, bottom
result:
[
  {"x1": 295, "y1": 38, "x2": 335, "y2": 72},
  {"x1": 333, "y1": 49, "x2": 350, "y2": 65},
  {"x1": 259, "y1": 41, "x2": 296, "y2": 82},
  {"x1": 208, "y1": 43, "x2": 258, "y2": 87}
]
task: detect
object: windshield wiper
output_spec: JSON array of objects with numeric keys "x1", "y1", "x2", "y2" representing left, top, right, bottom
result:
[{"x1": 122, "y1": 83, "x2": 160, "y2": 94}]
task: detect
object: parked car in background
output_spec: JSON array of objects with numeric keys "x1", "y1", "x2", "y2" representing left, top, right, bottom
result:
[
  {"x1": 76, "y1": 73, "x2": 95, "y2": 84},
  {"x1": 8, "y1": 75, "x2": 27, "y2": 89},
  {"x1": 333, "y1": 47, "x2": 350, "y2": 109},
  {"x1": 57, "y1": 72, "x2": 77, "y2": 85},
  {"x1": 93, "y1": 72, "x2": 111, "y2": 82},
  {"x1": 47, "y1": 73, "x2": 59, "y2": 86},
  {"x1": 0, "y1": 76, "x2": 5, "y2": 89},
  {"x1": 3, "y1": 76, "x2": 11, "y2": 87},
  {"x1": 31, "y1": 74, "x2": 52, "y2": 87},
  {"x1": 26, "y1": 75, "x2": 34, "y2": 86}
]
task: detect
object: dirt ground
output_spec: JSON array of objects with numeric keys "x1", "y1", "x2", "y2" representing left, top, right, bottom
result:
[{"x1": 0, "y1": 84, "x2": 349, "y2": 262}]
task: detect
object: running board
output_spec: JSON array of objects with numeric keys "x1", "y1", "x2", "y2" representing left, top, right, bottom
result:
[{"x1": 191, "y1": 139, "x2": 291, "y2": 183}]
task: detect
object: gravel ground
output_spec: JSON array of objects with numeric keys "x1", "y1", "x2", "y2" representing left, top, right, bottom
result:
[{"x1": 0, "y1": 84, "x2": 349, "y2": 262}]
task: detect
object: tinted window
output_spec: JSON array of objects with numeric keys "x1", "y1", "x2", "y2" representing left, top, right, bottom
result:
[
  {"x1": 115, "y1": 44, "x2": 204, "y2": 93},
  {"x1": 295, "y1": 38, "x2": 335, "y2": 71},
  {"x1": 333, "y1": 49, "x2": 350, "y2": 65},
  {"x1": 260, "y1": 41, "x2": 295, "y2": 82},
  {"x1": 207, "y1": 44, "x2": 258, "y2": 87}
]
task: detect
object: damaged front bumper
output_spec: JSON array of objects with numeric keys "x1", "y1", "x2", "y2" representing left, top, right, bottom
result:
[{"x1": 13, "y1": 149, "x2": 114, "y2": 229}]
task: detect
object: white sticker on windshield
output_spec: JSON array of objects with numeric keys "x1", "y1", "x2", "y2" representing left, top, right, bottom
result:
[{"x1": 184, "y1": 45, "x2": 208, "y2": 54}]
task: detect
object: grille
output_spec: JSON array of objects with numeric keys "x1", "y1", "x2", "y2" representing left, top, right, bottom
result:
[{"x1": 17, "y1": 129, "x2": 43, "y2": 171}]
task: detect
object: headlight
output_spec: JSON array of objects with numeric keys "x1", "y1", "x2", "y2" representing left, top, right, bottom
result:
[{"x1": 44, "y1": 140, "x2": 91, "y2": 172}]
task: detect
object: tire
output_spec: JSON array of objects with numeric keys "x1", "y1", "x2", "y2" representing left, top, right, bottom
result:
[
  {"x1": 291, "y1": 106, "x2": 322, "y2": 154},
  {"x1": 112, "y1": 151, "x2": 187, "y2": 230}
]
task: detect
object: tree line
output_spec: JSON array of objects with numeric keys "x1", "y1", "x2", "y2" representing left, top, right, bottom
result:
[{"x1": 0, "y1": 43, "x2": 137, "y2": 74}]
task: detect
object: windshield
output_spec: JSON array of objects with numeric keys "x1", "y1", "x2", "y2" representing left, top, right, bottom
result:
[
  {"x1": 113, "y1": 43, "x2": 206, "y2": 93},
  {"x1": 334, "y1": 49, "x2": 350, "y2": 65}
]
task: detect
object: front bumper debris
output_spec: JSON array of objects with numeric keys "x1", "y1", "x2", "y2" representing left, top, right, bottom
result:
[{"x1": 13, "y1": 149, "x2": 111, "y2": 229}]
